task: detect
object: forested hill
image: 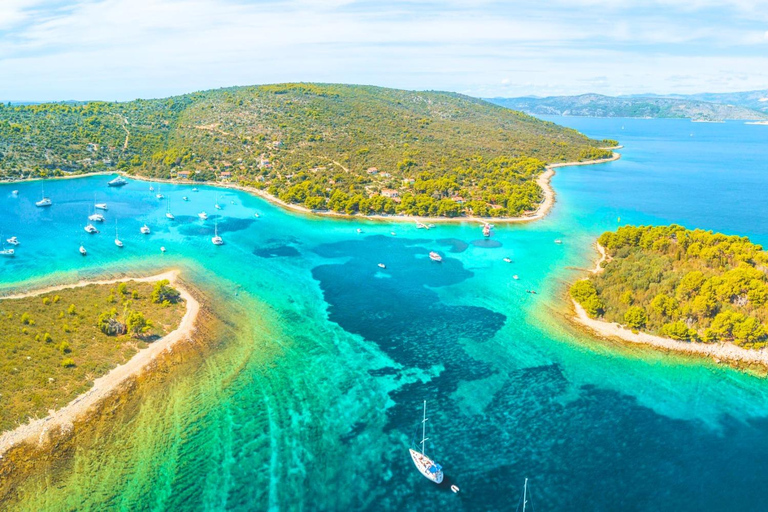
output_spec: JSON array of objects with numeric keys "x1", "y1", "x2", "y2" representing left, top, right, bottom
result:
[
  {"x1": 0, "y1": 83, "x2": 614, "y2": 218},
  {"x1": 572, "y1": 225, "x2": 768, "y2": 348},
  {"x1": 489, "y1": 94, "x2": 768, "y2": 121}
]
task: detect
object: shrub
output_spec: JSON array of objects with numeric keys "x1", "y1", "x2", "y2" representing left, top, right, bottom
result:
[
  {"x1": 117, "y1": 283, "x2": 128, "y2": 296},
  {"x1": 68, "y1": 304, "x2": 76, "y2": 315},
  {"x1": 126, "y1": 311, "x2": 152, "y2": 337},
  {"x1": 58, "y1": 341, "x2": 71, "y2": 354},
  {"x1": 42, "y1": 297, "x2": 51, "y2": 306},
  {"x1": 53, "y1": 295, "x2": 60, "y2": 303},
  {"x1": 43, "y1": 332, "x2": 52, "y2": 343},
  {"x1": 60, "y1": 358, "x2": 76, "y2": 368},
  {"x1": 20, "y1": 312, "x2": 31, "y2": 325},
  {"x1": 131, "y1": 291, "x2": 139, "y2": 299},
  {"x1": 570, "y1": 280, "x2": 605, "y2": 317},
  {"x1": 151, "y1": 280, "x2": 180, "y2": 304}
]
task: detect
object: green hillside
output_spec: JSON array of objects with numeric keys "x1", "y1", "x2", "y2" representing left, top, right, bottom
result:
[
  {"x1": 572, "y1": 225, "x2": 768, "y2": 348},
  {"x1": 0, "y1": 83, "x2": 613, "y2": 217}
]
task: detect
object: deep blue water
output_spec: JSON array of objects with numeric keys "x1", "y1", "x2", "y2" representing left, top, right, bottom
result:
[{"x1": 2, "y1": 118, "x2": 768, "y2": 511}]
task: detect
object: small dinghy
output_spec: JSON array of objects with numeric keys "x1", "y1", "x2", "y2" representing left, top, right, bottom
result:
[{"x1": 451, "y1": 485, "x2": 460, "y2": 493}]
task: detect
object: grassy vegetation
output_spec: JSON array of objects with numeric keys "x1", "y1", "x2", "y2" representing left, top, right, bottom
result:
[
  {"x1": 572, "y1": 225, "x2": 768, "y2": 348},
  {"x1": 0, "y1": 280, "x2": 185, "y2": 432},
  {"x1": 0, "y1": 83, "x2": 614, "y2": 217}
]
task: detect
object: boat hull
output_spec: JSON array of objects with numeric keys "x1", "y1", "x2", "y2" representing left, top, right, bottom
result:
[{"x1": 409, "y1": 449, "x2": 443, "y2": 484}]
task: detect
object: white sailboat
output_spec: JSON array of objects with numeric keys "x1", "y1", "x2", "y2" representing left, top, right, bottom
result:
[
  {"x1": 215, "y1": 193, "x2": 221, "y2": 210},
  {"x1": 89, "y1": 213, "x2": 105, "y2": 222},
  {"x1": 198, "y1": 211, "x2": 208, "y2": 220},
  {"x1": 165, "y1": 198, "x2": 175, "y2": 220},
  {"x1": 156, "y1": 184, "x2": 163, "y2": 199},
  {"x1": 212, "y1": 217, "x2": 224, "y2": 245},
  {"x1": 114, "y1": 220, "x2": 123, "y2": 247},
  {"x1": 6, "y1": 237, "x2": 19, "y2": 246},
  {"x1": 140, "y1": 224, "x2": 151, "y2": 235},
  {"x1": 94, "y1": 203, "x2": 108, "y2": 210},
  {"x1": 79, "y1": 244, "x2": 87, "y2": 256},
  {"x1": 35, "y1": 183, "x2": 52, "y2": 207},
  {"x1": 0, "y1": 238, "x2": 14, "y2": 257},
  {"x1": 149, "y1": 182, "x2": 155, "y2": 192},
  {"x1": 409, "y1": 401, "x2": 444, "y2": 484}
]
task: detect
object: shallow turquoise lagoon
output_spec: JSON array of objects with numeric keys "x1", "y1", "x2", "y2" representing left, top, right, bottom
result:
[{"x1": 2, "y1": 117, "x2": 768, "y2": 511}]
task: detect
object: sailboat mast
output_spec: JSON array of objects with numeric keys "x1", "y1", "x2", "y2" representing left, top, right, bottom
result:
[
  {"x1": 523, "y1": 478, "x2": 528, "y2": 512},
  {"x1": 421, "y1": 400, "x2": 427, "y2": 455}
]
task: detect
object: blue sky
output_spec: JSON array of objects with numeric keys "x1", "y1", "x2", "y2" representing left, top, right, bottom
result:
[{"x1": 1, "y1": 0, "x2": 767, "y2": 101}]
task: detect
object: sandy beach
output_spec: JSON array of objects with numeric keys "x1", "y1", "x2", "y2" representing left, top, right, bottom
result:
[
  {"x1": 0, "y1": 270, "x2": 200, "y2": 458},
  {"x1": 572, "y1": 244, "x2": 768, "y2": 372}
]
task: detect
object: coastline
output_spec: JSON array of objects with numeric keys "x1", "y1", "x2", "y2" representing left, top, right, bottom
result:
[
  {"x1": 130, "y1": 151, "x2": 621, "y2": 225},
  {"x1": 2, "y1": 151, "x2": 620, "y2": 225},
  {"x1": 571, "y1": 244, "x2": 768, "y2": 372},
  {"x1": 0, "y1": 270, "x2": 200, "y2": 458}
]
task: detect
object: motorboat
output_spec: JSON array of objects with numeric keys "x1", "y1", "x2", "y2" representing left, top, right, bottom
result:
[
  {"x1": 108, "y1": 176, "x2": 127, "y2": 187},
  {"x1": 95, "y1": 203, "x2": 108, "y2": 210},
  {"x1": 140, "y1": 224, "x2": 151, "y2": 235},
  {"x1": 429, "y1": 251, "x2": 442, "y2": 262}
]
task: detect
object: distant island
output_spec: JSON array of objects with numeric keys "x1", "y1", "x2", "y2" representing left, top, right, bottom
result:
[
  {"x1": 0, "y1": 271, "x2": 197, "y2": 456},
  {"x1": 571, "y1": 225, "x2": 768, "y2": 371},
  {"x1": 0, "y1": 83, "x2": 617, "y2": 219},
  {"x1": 489, "y1": 93, "x2": 768, "y2": 122}
]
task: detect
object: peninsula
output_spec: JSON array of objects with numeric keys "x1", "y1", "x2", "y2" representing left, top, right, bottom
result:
[
  {"x1": 571, "y1": 225, "x2": 768, "y2": 370},
  {"x1": 0, "y1": 83, "x2": 616, "y2": 219},
  {"x1": 0, "y1": 271, "x2": 198, "y2": 457}
]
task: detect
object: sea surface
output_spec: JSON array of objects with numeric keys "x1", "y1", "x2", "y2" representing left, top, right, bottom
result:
[{"x1": 2, "y1": 117, "x2": 768, "y2": 511}]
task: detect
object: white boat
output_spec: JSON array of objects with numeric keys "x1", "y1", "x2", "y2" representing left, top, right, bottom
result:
[
  {"x1": 79, "y1": 245, "x2": 87, "y2": 256},
  {"x1": 416, "y1": 221, "x2": 429, "y2": 229},
  {"x1": 554, "y1": 239, "x2": 563, "y2": 244},
  {"x1": 254, "y1": 213, "x2": 260, "y2": 218},
  {"x1": 409, "y1": 401, "x2": 443, "y2": 484},
  {"x1": 390, "y1": 231, "x2": 396, "y2": 236},
  {"x1": 503, "y1": 257, "x2": 512, "y2": 263},
  {"x1": 84, "y1": 224, "x2": 99, "y2": 234},
  {"x1": 95, "y1": 203, "x2": 108, "y2": 210},
  {"x1": 156, "y1": 185, "x2": 163, "y2": 199},
  {"x1": 429, "y1": 251, "x2": 442, "y2": 262},
  {"x1": 513, "y1": 275, "x2": 519, "y2": 280},
  {"x1": 378, "y1": 263, "x2": 386, "y2": 268},
  {"x1": 12, "y1": 190, "x2": 18, "y2": 196},
  {"x1": 0, "y1": 248, "x2": 14, "y2": 257},
  {"x1": 165, "y1": 198, "x2": 175, "y2": 220},
  {"x1": 482, "y1": 223, "x2": 491, "y2": 237},
  {"x1": 198, "y1": 211, "x2": 208, "y2": 220},
  {"x1": 451, "y1": 485, "x2": 460, "y2": 493},
  {"x1": 36, "y1": 184, "x2": 52, "y2": 207},
  {"x1": 114, "y1": 221, "x2": 123, "y2": 248},
  {"x1": 356, "y1": 228, "x2": 362, "y2": 234},
  {"x1": 160, "y1": 246, "x2": 166, "y2": 253},
  {"x1": 215, "y1": 193, "x2": 221, "y2": 210},
  {"x1": 183, "y1": 196, "x2": 189, "y2": 201},
  {"x1": 211, "y1": 218, "x2": 224, "y2": 245},
  {"x1": 89, "y1": 213, "x2": 105, "y2": 222},
  {"x1": 108, "y1": 176, "x2": 127, "y2": 187},
  {"x1": 140, "y1": 224, "x2": 151, "y2": 235},
  {"x1": 192, "y1": 187, "x2": 198, "y2": 192},
  {"x1": 149, "y1": 183, "x2": 155, "y2": 192},
  {"x1": 6, "y1": 237, "x2": 19, "y2": 246}
]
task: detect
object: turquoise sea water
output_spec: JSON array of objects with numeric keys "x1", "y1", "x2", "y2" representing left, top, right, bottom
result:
[{"x1": 2, "y1": 117, "x2": 768, "y2": 511}]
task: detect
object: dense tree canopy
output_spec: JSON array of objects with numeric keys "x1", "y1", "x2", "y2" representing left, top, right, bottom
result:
[
  {"x1": 1, "y1": 83, "x2": 613, "y2": 218},
  {"x1": 572, "y1": 225, "x2": 768, "y2": 349}
]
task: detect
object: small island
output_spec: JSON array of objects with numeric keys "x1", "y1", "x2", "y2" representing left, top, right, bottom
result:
[
  {"x1": 571, "y1": 225, "x2": 768, "y2": 370},
  {"x1": 0, "y1": 272, "x2": 197, "y2": 455}
]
